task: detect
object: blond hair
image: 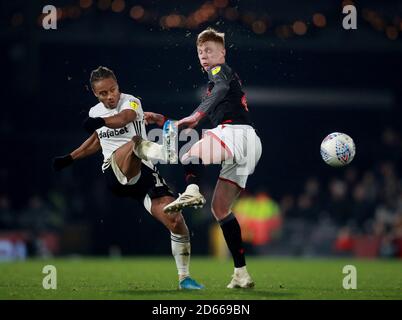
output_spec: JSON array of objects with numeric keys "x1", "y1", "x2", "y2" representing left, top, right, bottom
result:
[{"x1": 196, "y1": 28, "x2": 225, "y2": 47}]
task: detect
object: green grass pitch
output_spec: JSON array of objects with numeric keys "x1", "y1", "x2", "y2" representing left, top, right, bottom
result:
[{"x1": 0, "y1": 257, "x2": 401, "y2": 300}]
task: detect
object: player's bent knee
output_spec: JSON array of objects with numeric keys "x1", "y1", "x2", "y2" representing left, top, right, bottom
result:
[
  {"x1": 211, "y1": 203, "x2": 229, "y2": 221},
  {"x1": 132, "y1": 135, "x2": 142, "y2": 145}
]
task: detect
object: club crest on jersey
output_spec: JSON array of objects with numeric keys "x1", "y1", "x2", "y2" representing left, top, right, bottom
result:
[
  {"x1": 211, "y1": 66, "x2": 221, "y2": 75},
  {"x1": 129, "y1": 100, "x2": 139, "y2": 110}
]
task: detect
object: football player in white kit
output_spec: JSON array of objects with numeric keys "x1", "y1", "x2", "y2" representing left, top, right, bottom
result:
[
  {"x1": 53, "y1": 66, "x2": 203, "y2": 290},
  {"x1": 163, "y1": 28, "x2": 262, "y2": 289}
]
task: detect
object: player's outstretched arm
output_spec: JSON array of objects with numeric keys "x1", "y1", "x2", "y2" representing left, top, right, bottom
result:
[
  {"x1": 70, "y1": 132, "x2": 101, "y2": 160},
  {"x1": 144, "y1": 112, "x2": 167, "y2": 127},
  {"x1": 53, "y1": 132, "x2": 101, "y2": 171},
  {"x1": 177, "y1": 68, "x2": 230, "y2": 129},
  {"x1": 177, "y1": 111, "x2": 204, "y2": 129},
  {"x1": 83, "y1": 109, "x2": 137, "y2": 134}
]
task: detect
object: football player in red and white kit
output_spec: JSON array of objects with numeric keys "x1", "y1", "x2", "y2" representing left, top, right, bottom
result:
[{"x1": 165, "y1": 28, "x2": 262, "y2": 289}]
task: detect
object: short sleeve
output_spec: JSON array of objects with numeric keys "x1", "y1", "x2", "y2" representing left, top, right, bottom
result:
[
  {"x1": 88, "y1": 107, "x2": 95, "y2": 118},
  {"x1": 121, "y1": 96, "x2": 142, "y2": 113},
  {"x1": 207, "y1": 65, "x2": 230, "y2": 82}
]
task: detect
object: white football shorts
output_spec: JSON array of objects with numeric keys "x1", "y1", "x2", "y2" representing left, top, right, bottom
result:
[{"x1": 204, "y1": 124, "x2": 262, "y2": 189}]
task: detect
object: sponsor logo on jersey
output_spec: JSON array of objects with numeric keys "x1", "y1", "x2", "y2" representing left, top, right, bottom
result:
[
  {"x1": 129, "y1": 100, "x2": 139, "y2": 110},
  {"x1": 98, "y1": 126, "x2": 129, "y2": 139},
  {"x1": 211, "y1": 66, "x2": 221, "y2": 75}
]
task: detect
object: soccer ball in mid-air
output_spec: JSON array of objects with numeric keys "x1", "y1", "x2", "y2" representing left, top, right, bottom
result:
[{"x1": 320, "y1": 132, "x2": 356, "y2": 167}]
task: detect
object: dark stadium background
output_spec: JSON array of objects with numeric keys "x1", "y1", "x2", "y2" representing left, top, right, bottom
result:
[{"x1": 1, "y1": 0, "x2": 401, "y2": 259}]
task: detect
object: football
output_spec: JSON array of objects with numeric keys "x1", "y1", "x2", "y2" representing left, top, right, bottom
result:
[{"x1": 320, "y1": 132, "x2": 356, "y2": 167}]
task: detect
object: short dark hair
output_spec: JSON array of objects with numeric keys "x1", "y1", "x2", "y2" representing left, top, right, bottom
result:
[{"x1": 90, "y1": 66, "x2": 117, "y2": 88}]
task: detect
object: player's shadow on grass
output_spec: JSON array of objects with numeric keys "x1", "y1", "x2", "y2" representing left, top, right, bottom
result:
[
  {"x1": 227, "y1": 290, "x2": 299, "y2": 299},
  {"x1": 115, "y1": 289, "x2": 298, "y2": 299}
]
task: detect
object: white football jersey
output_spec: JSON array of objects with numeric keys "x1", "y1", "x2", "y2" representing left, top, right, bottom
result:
[{"x1": 88, "y1": 93, "x2": 147, "y2": 170}]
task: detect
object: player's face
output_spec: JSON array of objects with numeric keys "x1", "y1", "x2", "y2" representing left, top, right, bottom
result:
[
  {"x1": 92, "y1": 77, "x2": 120, "y2": 109},
  {"x1": 197, "y1": 41, "x2": 226, "y2": 72}
]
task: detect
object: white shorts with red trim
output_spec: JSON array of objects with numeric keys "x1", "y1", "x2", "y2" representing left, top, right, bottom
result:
[{"x1": 205, "y1": 124, "x2": 262, "y2": 189}]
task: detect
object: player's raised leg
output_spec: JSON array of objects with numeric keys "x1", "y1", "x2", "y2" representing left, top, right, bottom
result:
[
  {"x1": 163, "y1": 133, "x2": 232, "y2": 213},
  {"x1": 132, "y1": 135, "x2": 167, "y2": 162},
  {"x1": 149, "y1": 196, "x2": 204, "y2": 290},
  {"x1": 181, "y1": 132, "x2": 233, "y2": 165},
  {"x1": 211, "y1": 179, "x2": 254, "y2": 289},
  {"x1": 112, "y1": 139, "x2": 142, "y2": 183},
  {"x1": 111, "y1": 135, "x2": 169, "y2": 184}
]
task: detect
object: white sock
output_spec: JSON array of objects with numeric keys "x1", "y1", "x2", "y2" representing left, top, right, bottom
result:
[
  {"x1": 171, "y1": 232, "x2": 191, "y2": 281},
  {"x1": 133, "y1": 140, "x2": 165, "y2": 161},
  {"x1": 234, "y1": 266, "x2": 248, "y2": 276}
]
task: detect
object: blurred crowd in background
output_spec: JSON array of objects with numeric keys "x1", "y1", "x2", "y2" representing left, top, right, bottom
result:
[
  {"x1": 1, "y1": 126, "x2": 401, "y2": 260},
  {"x1": 1, "y1": 0, "x2": 402, "y2": 260},
  {"x1": 271, "y1": 127, "x2": 402, "y2": 258}
]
